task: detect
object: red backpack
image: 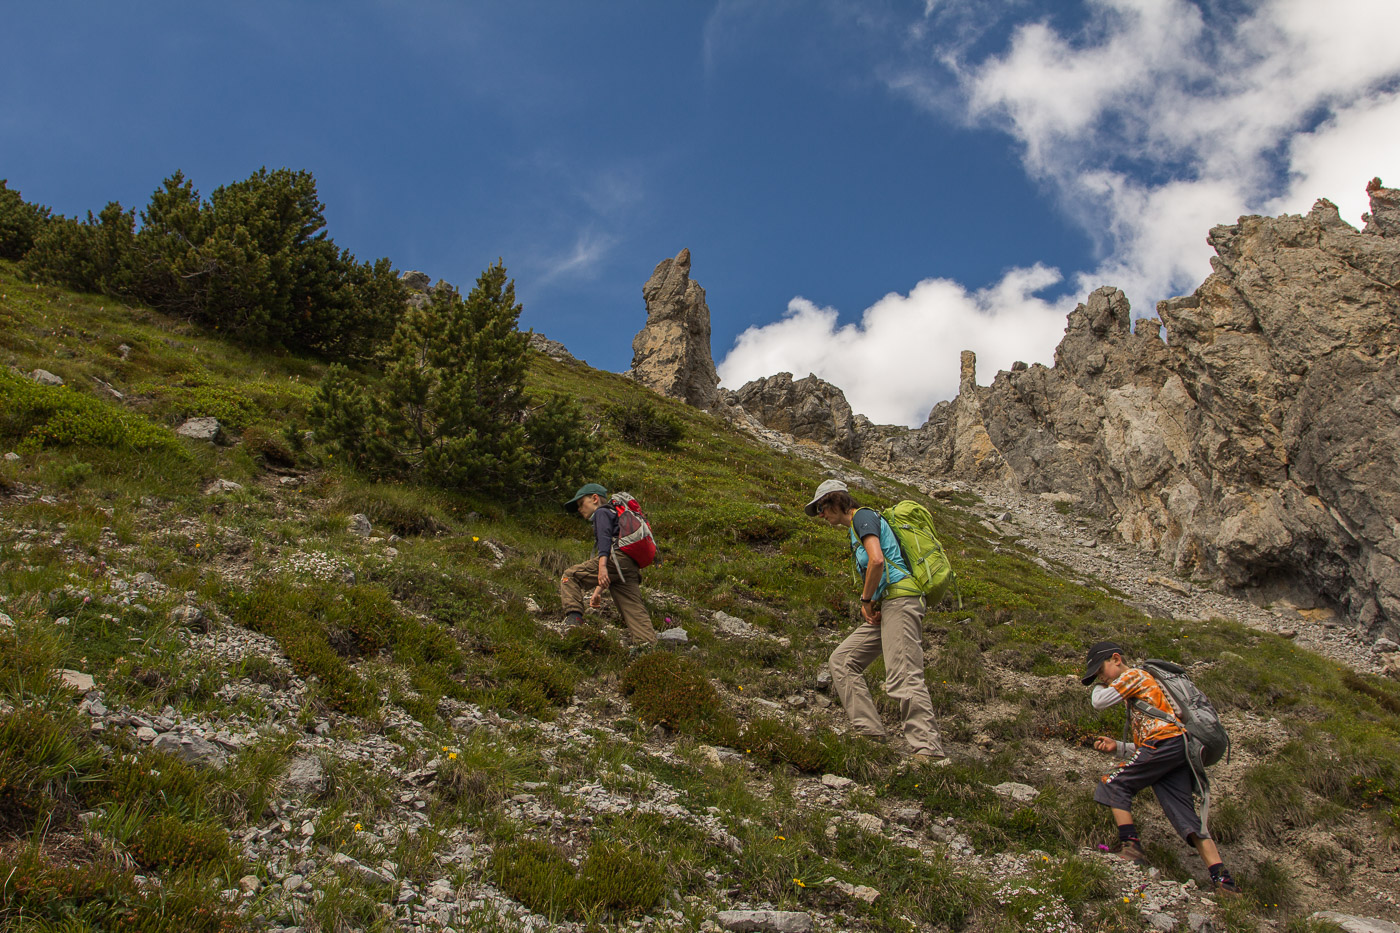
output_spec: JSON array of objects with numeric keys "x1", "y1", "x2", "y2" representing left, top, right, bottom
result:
[{"x1": 610, "y1": 491, "x2": 657, "y2": 568}]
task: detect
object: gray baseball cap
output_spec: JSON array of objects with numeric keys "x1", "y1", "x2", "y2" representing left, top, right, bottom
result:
[{"x1": 804, "y1": 478, "x2": 850, "y2": 517}]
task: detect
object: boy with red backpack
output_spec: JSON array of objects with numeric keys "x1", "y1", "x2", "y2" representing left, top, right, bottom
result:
[{"x1": 560, "y1": 483, "x2": 658, "y2": 648}]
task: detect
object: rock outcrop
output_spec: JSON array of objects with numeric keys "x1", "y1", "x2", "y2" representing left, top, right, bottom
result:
[
  {"x1": 631, "y1": 248, "x2": 721, "y2": 409},
  {"x1": 728, "y1": 182, "x2": 1400, "y2": 637},
  {"x1": 730, "y1": 372, "x2": 862, "y2": 458}
]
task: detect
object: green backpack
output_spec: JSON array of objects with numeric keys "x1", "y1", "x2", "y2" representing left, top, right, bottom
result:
[{"x1": 881, "y1": 500, "x2": 961, "y2": 608}]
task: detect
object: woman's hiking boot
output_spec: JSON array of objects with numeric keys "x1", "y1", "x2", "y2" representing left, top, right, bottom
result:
[
  {"x1": 1108, "y1": 839, "x2": 1147, "y2": 865},
  {"x1": 910, "y1": 753, "x2": 953, "y2": 768}
]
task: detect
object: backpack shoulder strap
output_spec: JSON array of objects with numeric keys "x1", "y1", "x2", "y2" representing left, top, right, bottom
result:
[{"x1": 1129, "y1": 697, "x2": 1184, "y2": 728}]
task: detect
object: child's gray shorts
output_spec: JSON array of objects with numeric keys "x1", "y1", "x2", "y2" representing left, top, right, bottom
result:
[{"x1": 1094, "y1": 734, "x2": 1204, "y2": 841}]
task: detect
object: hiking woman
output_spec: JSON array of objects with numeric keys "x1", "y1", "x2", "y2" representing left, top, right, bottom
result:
[{"x1": 805, "y1": 479, "x2": 949, "y2": 766}]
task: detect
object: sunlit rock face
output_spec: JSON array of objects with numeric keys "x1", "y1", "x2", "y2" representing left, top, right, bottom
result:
[
  {"x1": 631, "y1": 248, "x2": 720, "y2": 411},
  {"x1": 727, "y1": 183, "x2": 1400, "y2": 636}
]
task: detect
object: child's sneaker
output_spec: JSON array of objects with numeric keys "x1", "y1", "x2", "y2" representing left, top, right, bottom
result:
[
  {"x1": 563, "y1": 611, "x2": 584, "y2": 627},
  {"x1": 1212, "y1": 874, "x2": 1241, "y2": 897},
  {"x1": 1108, "y1": 839, "x2": 1147, "y2": 865}
]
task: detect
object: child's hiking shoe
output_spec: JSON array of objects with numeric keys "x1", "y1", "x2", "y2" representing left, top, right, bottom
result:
[
  {"x1": 1211, "y1": 875, "x2": 1241, "y2": 897},
  {"x1": 1208, "y1": 866, "x2": 1240, "y2": 897},
  {"x1": 1107, "y1": 839, "x2": 1147, "y2": 865},
  {"x1": 563, "y1": 611, "x2": 584, "y2": 627}
]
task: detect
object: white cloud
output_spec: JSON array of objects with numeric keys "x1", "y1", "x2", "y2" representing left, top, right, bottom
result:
[
  {"x1": 956, "y1": 0, "x2": 1400, "y2": 299},
  {"x1": 719, "y1": 1, "x2": 1400, "y2": 425},
  {"x1": 1270, "y1": 91, "x2": 1400, "y2": 223},
  {"x1": 718, "y1": 264, "x2": 1071, "y2": 427},
  {"x1": 535, "y1": 228, "x2": 618, "y2": 285}
]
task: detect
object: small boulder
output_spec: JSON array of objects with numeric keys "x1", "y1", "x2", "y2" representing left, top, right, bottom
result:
[
  {"x1": 1308, "y1": 912, "x2": 1400, "y2": 933},
  {"x1": 713, "y1": 610, "x2": 759, "y2": 638},
  {"x1": 821, "y1": 774, "x2": 853, "y2": 789},
  {"x1": 347, "y1": 514, "x2": 373, "y2": 537},
  {"x1": 715, "y1": 910, "x2": 814, "y2": 933},
  {"x1": 151, "y1": 732, "x2": 227, "y2": 769},
  {"x1": 1147, "y1": 913, "x2": 1178, "y2": 933},
  {"x1": 990, "y1": 781, "x2": 1040, "y2": 803},
  {"x1": 29, "y1": 369, "x2": 64, "y2": 386},
  {"x1": 823, "y1": 878, "x2": 880, "y2": 904},
  {"x1": 329, "y1": 852, "x2": 392, "y2": 886},
  {"x1": 658, "y1": 626, "x2": 689, "y2": 646},
  {"x1": 204, "y1": 479, "x2": 244, "y2": 496},
  {"x1": 283, "y1": 755, "x2": 326, "y2": 795},
  {"x1": 169, "y1": 605, "x2": 206, "y2": 629},
  {"x1": 176, "y1": 417, "x2": 224, "y2": 443},
  {"x1": 55, "y1": 669, "x2": 95, "y2": 692}
]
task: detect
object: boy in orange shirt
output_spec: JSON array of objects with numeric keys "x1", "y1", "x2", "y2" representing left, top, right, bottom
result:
[{"x1": 1083, "y1": 641, "x2": 1238, "y2": 895}]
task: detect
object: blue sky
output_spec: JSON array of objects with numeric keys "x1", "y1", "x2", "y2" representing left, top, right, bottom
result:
[{"x1": 5, "y1": 1, "x2": 1400, "y2": 425}]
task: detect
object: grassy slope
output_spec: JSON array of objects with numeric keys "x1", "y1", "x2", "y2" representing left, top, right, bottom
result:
[{"x1": 1, "y1": 260, "x2": 1398, "y2": 932}]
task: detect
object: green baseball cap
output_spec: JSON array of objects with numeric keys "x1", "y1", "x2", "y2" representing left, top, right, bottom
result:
[{"x1": 564, "y1": 483, "x2": 608, "y2": 513}]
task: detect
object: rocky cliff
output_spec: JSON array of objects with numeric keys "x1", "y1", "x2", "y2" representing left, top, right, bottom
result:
[
  {"x1": 631, "y1": 248, "x2": 721, "y2": 410},
  {"x1": 727, "y1": 182, "x2": 1400, "y2": 637}
]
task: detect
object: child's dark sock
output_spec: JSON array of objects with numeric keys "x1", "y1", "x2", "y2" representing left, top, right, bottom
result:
[
  {"x1": 1118, "y1": 823, "x2": 1139, "y2": 843},
  {"x1": 1208, "y1": 862, "x2": 1230, "y2": 882}
]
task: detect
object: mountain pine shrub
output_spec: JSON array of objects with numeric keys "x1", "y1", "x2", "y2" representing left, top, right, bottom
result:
[
  {"x1": 605, "y1": 397, "x2": 685, "y2": 450},
  {"x1": 311, "y1": 262, "x2": 601, "y2": 499},
  {"x1": 19, "y1": 168, "x2": 404, "y2": 357},
  {"x1": 0, "y1": 179, "x2": 52, "y2": 260}
]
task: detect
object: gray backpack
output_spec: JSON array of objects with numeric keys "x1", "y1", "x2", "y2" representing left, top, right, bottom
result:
[
  {"x1": 1133, "y1": 659, "x2": 1230, "y2": 766},
  {"x1": 1127, "y1": 659, "x2": 1230, "y2": 836}
]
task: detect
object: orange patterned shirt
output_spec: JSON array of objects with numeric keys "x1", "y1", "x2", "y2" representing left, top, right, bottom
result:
[{"x1": 1108, "y1": 667, "x2": 1186, "y2": 748}]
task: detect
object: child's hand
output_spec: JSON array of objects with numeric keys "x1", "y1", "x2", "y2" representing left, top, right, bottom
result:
[{"x1": 1093, "y1": 736, "x2": 1117, "y2": 753}]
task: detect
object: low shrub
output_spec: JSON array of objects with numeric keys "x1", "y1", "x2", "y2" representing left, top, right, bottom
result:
[
  {"x1": 491, "y1": 838, "x2": 578, "y2": 918},
  {"x1": 0, "y1": 179, "x2": 52, "y2": 260},
  {"x1": 241, "y1": 424, "x2": 297, "y2": 466},
  {"x1": 560, "y1": 622, "x2": 625, "y2": 661},
  {"x1": 605, "y1": 398, "x2": 685, "y2": 450},
  {"x1": 0, "y1": 707, "x2": 104, "y2": 835},
  {"x1": 495, "y1": 644, "x2": 574, "y2": 705},
  {"x1": 137, "y1": 380, "x2": 263, "y2": 432},
  {"x1": 335, "y1": 485, "x2": 453, "y2": 537},
  {"x1": 128, "y1": 813, "x2": 236, "y2": 873},
  {"x1": 490, "y1": 836, "x2": 662, "y2": 921},
  {"x1": 622, "y1": 652, "x2": 737, "y2": 743},
  {"x1": 576, "y1": 838, "x2": 665, "y2": 917},
  {"x1": 738, "y1": 719, "x2": 845, "y2": 774},
  {"x1": 0, "y1": 369, "x2": 185, "y2": 457},
  {"x1": 0, "y1": 849, "x2": 241, "y2": 933}
]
